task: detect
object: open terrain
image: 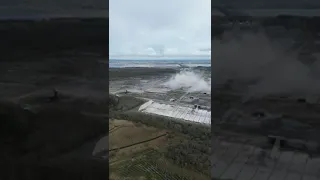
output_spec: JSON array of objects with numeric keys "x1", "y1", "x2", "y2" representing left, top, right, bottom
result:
[
  {"x1": 109, "y1": 66, "x2": 211, "y2": 179},
  {"x1": 109, "y1": 119, "x2": 209, "y2": 180},
  {"x1": 110, "y1": 66, "x2": 211, "y2": 124}
]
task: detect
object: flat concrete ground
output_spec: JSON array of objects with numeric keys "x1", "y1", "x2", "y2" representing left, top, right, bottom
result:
[
  {"x1": 212, "y1": 87, "x2": 320, "y2": 180},
  {"x1": 212, "y1": 135, "x2": 320, "y2": 180}
]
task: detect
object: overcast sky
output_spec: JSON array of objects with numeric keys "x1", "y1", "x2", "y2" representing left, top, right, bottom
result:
[{"x1": 109, "y1": 0, "x2": 211, "y2": 57}]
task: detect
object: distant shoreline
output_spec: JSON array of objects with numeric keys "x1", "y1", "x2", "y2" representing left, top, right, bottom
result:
[
  {"x1": 109, "y1": 59, "x2": 211, "y2": 69},
  {"x1": 109, "y1": 57, "x2": 211, "y2": 61}
]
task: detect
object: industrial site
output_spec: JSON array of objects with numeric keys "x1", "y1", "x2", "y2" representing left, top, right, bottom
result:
[
  {"x1": 211, "y1": 7, "x2": 320, "y2": 180},
  {"x1": 109, "y1": 65, "x2": 211, "y2": 179},
  {"x1": 110, "y1": 66, "x2": 211, "y2": 125}
]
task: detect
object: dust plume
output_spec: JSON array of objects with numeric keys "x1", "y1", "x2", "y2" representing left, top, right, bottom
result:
[
  {"x1": 163, "y1": 70, "x2": 211, "y2": 92},
  {"x1": 212, "y1": 31, "x2": 320, "y2": 97}
]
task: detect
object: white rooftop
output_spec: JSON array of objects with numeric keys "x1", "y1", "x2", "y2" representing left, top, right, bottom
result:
[{"x1": 139, "y1": 100, "x2": 211, "y2": 125}]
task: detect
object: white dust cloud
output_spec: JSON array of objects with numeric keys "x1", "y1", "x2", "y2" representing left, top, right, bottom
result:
[
  {"x1": 212, "y1": 31, "x2": 320, "y2": 97},
  {"x1": 163, "y1": 70, "x2": 211, "y2": 92}
]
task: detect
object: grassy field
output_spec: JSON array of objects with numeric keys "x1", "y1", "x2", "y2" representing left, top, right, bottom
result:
[{"x1": 109, "y1": 119, "x2": 210, "y2": 180}]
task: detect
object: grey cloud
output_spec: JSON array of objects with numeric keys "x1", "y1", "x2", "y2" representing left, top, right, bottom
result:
[{"x1": 109, "y1": 0, "x2": 211, "y2": 57}]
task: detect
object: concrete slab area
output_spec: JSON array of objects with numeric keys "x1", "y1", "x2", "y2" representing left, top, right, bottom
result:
[
  {"x1": 212, "y1": 140, "x2": 320, "y2": 180},
  {"x1": 139, "y1": 100, "x2": 211, "y2": 125}
]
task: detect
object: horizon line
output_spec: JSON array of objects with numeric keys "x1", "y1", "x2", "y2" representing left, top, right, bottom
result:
[{"x1": 109, "y1": 54, "x2": 211, "y2": 57}]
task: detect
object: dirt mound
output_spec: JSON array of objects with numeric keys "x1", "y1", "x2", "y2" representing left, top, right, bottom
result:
[
  {"x1": 17, "y1": 90, "x2": 109, "y2": 115},
  {"x1": 109, "y1": 94, "x2": 145, "y2": 112}
]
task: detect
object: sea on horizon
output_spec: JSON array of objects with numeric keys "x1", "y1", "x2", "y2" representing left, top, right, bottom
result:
[{"x1": 109, "y1": 59, "x2": 211, "y2": 68}]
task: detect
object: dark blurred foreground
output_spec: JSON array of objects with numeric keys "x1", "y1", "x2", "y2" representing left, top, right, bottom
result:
[
  {"x1": 0, "y1": 18, "x2": 109, "y2": 180},
  {"x1": 0, "y1": 18, "x2": 108, "y2": 61}
]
